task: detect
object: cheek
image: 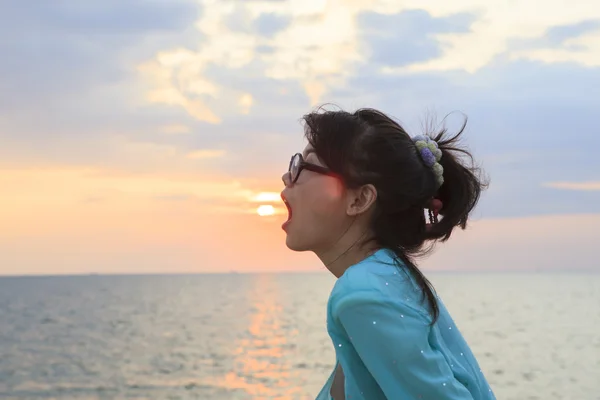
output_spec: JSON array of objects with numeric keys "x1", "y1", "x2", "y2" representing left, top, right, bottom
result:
[
  {"x1": 287, "y1": 178, "x2": 346, "y2": 251},
  {"x1": 305, "y1": 178, "x2": 346, "y2": 218}
]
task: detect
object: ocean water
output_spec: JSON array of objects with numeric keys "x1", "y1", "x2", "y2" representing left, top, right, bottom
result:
[{"x1": 0, "y1": 272, "x2": 599, "y2": 400}]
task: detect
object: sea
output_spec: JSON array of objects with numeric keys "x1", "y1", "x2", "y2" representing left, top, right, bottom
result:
[{"x1": 0, "y1": 272, "x2": 599, "y2": 400}]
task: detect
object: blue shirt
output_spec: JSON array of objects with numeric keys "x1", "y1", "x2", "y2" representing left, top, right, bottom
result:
[{"x1": 315, "y1": 248, "x2": 496, "y2": 399}]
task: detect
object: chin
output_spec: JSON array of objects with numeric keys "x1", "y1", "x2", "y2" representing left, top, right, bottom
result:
[{"x1": 285, "y1": 234, "x2": 312, "y2": 252}]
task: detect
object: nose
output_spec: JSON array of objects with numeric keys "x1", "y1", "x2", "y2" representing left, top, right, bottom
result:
[{"x1": 282, "y1": 171, "x2": 291, "y2": 187}]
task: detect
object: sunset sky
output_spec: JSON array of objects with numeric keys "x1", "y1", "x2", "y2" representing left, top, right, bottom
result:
[{"x1": 1, "y1": 0, "x2": 598, "y2": 275}]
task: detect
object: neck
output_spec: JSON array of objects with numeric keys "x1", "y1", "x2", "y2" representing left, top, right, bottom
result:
[{"x1": 315, "y1": 220, "x2": 379, "y2": 278}]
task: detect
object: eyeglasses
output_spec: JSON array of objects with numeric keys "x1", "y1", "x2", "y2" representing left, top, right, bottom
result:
[{"x1": 287, "y1": 153, "x2": 332, "y2": 184}]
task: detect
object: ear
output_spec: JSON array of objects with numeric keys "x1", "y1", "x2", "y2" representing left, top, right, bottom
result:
[{"x1": 346, "y1": 184, "x2": 377, "y2": 216}]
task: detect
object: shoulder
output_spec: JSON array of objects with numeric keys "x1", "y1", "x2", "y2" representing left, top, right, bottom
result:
[
  {"x1": 329, "y1": 250, "x2": 430, "y2": 321},
  {"x1": 330, "y1": 250, "x2": 395, "y2": 297}
]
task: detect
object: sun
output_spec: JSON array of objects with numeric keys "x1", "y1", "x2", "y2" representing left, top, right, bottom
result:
[{"x1": 257, "y1": 205, "x2": 275, "y2": 216}]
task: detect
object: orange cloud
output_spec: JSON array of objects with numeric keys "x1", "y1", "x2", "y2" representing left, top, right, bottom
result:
[
  {"x1": 138, "y1": 55, "x2": 221, "y2": 124},
  {"x1": 542, "y1": 181, "x2": 600, "y2": 191}
]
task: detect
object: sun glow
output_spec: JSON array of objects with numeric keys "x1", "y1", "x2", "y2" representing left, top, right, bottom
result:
[
  {"x1": 257, "y1": 205, "x2": 276, "y2": 216},
  {"x1": 250, "y1": 192, "x2": 281, "y2": 202}
]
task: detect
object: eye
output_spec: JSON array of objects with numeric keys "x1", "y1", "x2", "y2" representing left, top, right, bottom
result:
[{"x1": 305, "y1": 154, "x2": 318, "y2": 164}]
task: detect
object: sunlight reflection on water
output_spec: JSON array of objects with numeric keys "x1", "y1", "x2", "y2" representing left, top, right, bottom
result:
[{"x1": 0, "y1": 272, "x2": 599, "y2": 399}]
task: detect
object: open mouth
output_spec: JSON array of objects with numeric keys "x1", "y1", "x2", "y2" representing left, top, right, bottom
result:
[{"x1": 281, "y1": 194, "x2": 292, "y2": 228}]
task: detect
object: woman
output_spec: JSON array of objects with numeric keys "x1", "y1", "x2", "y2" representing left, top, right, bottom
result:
[{"x1": 280, "y1": 107, "x2": 495, "y2": 399}]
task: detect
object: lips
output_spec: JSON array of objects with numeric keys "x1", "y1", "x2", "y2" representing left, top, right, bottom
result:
[{"x1": 281, "y1": 193, "x2": 292, "y2": 230}]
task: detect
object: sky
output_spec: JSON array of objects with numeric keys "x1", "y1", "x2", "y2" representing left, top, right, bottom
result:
[{"x1": 0, "y1": 0, "x2": 598, "y2": 275}]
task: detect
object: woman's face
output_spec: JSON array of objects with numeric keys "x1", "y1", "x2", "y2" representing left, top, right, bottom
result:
[{"x1": 280, "y1": 145, "x2": 349, "y2": 253}]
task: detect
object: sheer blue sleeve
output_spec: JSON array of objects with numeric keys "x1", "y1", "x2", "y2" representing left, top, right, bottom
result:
[{"x1": 333, "y1": 290, "x2": 474, "y2": 399}]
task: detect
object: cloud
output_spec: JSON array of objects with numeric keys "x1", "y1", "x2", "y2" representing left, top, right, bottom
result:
[
  {"x1": 1, "y1": 0, "x2": 597, "y2": 222},
  {"x1": 508, "y1": 19, "x2": 600, "y2": 51},
  {"x1": 544, "y1": 20, "x2": 600, "y2": 47},
  {"x1": 324, "y1": 54, "x2": 600, "y2": 219},
  {"x1": 161, "y1": 124, "x2": 191, "y2": 134},
  {"x1": 130, "y1": 7, "x2": 477, "y2": 175},
  {"x1": 186, "y1": 149, "x2": 226, "y2": 159},
  {"x1": 1, "y1": 0, "x2": 597, "y2": 276},
  {"x1": 0, "y1": 0, "x2": 202, "y2": 108},
  {"x1": 2, "y1": 1, "x2": 199, "y2": 32},
  {"x1": 222, "y1": 6, "x2": 292, "y2": 37},
  {"x1": 357, "y1": 9, "x2": 475, "y2": 67},
  {"x1": 0, "y1": 0, "x2": 205, "y2": 175},
  {"x1": 508, "y1": 19, "x2": 600, "y2": 66},
  {"x1": 254, "y1": 13, "x2": 293, "y2": 36},
  {"x1": 542, "y1": 182, "x2": 600, "y2": 191},
  {"x1": 132, "y1": 0, "x2": 600, "y2": 132},
  {"x1": 239, "y1": 93, "x2": 255, "y2": 114},
  {"x1": 361, "y1": 3, "x2": 600, "y2": 73},
  {"x1": 139, "y1": 0, "x2": 369, "y2": 122},
  {"x1": 135, "y1": 45, "x2": 600, "y2": 215}
]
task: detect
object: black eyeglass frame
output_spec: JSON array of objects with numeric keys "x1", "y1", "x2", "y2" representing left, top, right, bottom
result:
[{"x1": 287, "y1": 153, "x2": 332, "y2": 184}]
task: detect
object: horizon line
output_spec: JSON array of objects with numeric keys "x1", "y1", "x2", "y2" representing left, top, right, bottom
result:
[{"x1": 1, "y1": 269, "x2": 598, "y2": 278}]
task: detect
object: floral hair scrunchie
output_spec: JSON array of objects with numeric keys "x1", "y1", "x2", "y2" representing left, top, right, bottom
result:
[{"x1": 412, "y1": 135, "x2": 444, "y2": 188}]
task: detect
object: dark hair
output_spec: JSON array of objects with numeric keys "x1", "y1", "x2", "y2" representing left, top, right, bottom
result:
[{"x1": 302, "y1": 106, "x2": 488, "y2": 324}]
